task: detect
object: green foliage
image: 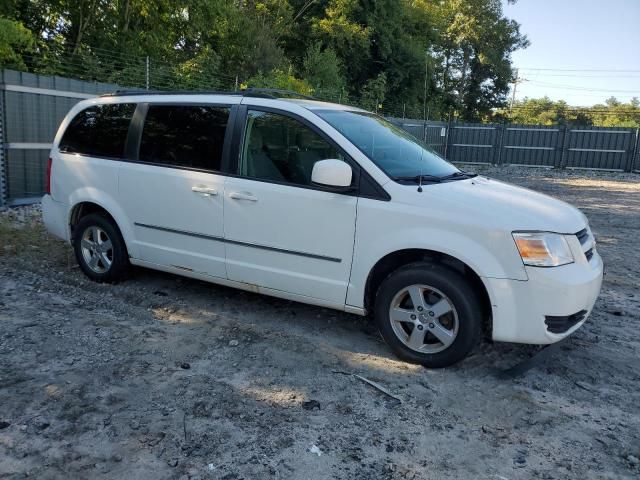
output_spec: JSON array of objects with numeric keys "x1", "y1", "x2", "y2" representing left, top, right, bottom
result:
[
  {"x1": 591, "y1": 97, "x2": 640, "y2": 128},
  {"x1": 360, "y1": 72, "x2": 388, "y2": 111},
  {"x1": 302, "y1": 42, "x2": 345, "y2": 100},
  {"x1": 0, "y1": 16, "x2": 35, "y2": 69},
  {"x1": 431, "y1": 0, "x2": 529, "y2": 121},
  {"x1": 1, "y1": 0, "x2": 531, "y2": 118},
  {"x1": 247, "y1": 67, "x2": 314, "y2": 95}
]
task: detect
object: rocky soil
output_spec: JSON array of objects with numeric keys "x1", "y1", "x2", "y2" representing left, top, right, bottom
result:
[{"x1": 1, "y1": 168, "x2": 639, "y2": 480}]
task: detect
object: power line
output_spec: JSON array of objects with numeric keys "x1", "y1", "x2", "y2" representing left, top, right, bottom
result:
[
  {"x1": 524, "y1": 73, "x2": 640, "y2": 78},
  {"x1": 518, "y1": 67, "x2": 640, "y2": 73},
  {"x1": 505, "y1": 109, "x2": 640, "y2": 116},
  {"x1": 525, "y1": 80, "x2": 639, "y2": 93}
]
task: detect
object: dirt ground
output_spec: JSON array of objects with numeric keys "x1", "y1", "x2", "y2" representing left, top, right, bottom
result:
[{"x1": 1, "y1": 167, "x2": 639, "y2": 480}]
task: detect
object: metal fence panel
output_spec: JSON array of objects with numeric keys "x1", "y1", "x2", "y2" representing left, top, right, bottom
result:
[
  {"x1": 423, "y1": 122, "x2": 448, "y2": 157},
  {"x1": 633, "y1": 130, "x2": 640, "y2": 172},
  {"x1": 500, "y1": 125, "x2": 561, "y2": 167},
  {"x1": 565, "y1": 127, "x2": 636, "y2": 170},
  {"x1": 403, "y1": 123, "x2": 424, "y2": 140},
  {"x1": 0, "y1": 91, "x2": 5, "y2": 207},
  {"x1": 397, "y1": 119, "x2": 639, "y2": 173},
  {"x1": 387, "y1": 118, "x2": 449, "y2": 156},
  {"x1": 1, "y1": 69, "x2": 121, "y2": 204},
  {"x1": 5, "y1": 148, "x2": 48, "y2": 200},
  {"x1": 447, "y1": 124, "x2": 498, "y2": 164}
]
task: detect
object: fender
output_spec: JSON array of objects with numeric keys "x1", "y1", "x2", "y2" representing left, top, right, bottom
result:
[
  {"x1": 346, "y1": 226, "x2": 527, "y2": 309},
  {"x1": 66, "y1": 187, "x2": 139, "y2": 258}
]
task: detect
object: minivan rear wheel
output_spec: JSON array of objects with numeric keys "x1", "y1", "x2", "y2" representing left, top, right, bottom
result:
[
  {"x1": 73, "y1": 213, "x2": 129, "y2": 283},
  {"x1": 374, "y1": 262, "x2": 482, "y2": 368}
]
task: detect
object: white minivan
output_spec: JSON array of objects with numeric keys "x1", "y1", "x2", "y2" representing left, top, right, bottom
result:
[{"x1": 42, "y1": 90, "x2": 603, "y2": 367}]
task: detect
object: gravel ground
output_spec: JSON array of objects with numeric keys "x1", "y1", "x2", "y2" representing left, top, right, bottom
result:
[{"x1": 0, "y1": 168, "x2": 639, "y2": 480}]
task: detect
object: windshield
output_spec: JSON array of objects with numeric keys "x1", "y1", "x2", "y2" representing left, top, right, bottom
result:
[{"x1": 316, "y1": 110, "x2": 459, "y2": 180}]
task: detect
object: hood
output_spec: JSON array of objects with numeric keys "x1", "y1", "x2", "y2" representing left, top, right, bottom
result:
[{"x1": 399, "y1": 176, "x2": 587, "y2": 233}]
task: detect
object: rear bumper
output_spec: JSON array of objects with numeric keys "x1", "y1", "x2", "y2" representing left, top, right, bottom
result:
[
  {"x1": 486, "y1": 249, "x2": 603, "y2": 344},
  {"x1": 42, "y1": 194, "x2": 70, "y2": 242}
]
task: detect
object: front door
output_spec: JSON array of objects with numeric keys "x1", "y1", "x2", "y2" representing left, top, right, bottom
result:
[
  {"x1": 224, "y1": 108, "x2": 357, "y2": 305},
  {"x1": 119, "y1": 103, "x2": 233, "y2": 278}
]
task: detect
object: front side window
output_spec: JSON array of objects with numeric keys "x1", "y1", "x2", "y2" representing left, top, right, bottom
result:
[
  {"x1": 240, "y1": 110, "x2": 345, "y2": 186},
  {"x1": 59, "y1": 103, "x2": 135, "y2": 158},
  {"x1": 139, "y1": 105, "x2": 230, "y2": 171},
  {"x1": 316, "y1": 110, "x2": 459, "y2": 180}
]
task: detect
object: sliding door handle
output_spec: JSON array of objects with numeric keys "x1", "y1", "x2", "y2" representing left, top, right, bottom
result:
[
  {"x1": 191, "y1": 186, "x2": 218, "y2": 196},
  {"x1": 228, "y1": 191, "x2": 258, "y2": 202}
]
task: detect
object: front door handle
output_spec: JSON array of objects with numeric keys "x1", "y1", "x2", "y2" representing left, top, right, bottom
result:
[
  {"x1": 228, "y1": 191, "x2": 258, "y2": 202},
  {"x1": 192, "y1": 185, "x2": 218, "y2": 196}
]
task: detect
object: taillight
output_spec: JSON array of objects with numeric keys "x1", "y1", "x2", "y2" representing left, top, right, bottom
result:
[{"x1": 46, "y1": 157, "x2": 52, "y2": 195}]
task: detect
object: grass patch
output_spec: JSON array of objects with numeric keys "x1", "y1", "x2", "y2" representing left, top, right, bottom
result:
[{"x1": 0, "y1": 214, "x2": 71, "y2": 268}]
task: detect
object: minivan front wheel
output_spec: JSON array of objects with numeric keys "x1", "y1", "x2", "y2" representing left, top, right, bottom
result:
[
  {"x1": 73, "y1": 213, "x2": 129, "y2": 283},
  {"x1": 374, "y1": 263, "x2": 481, "y2": 368}
]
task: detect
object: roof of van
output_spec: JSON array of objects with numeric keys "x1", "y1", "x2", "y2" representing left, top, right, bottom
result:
[
  {"x1": 286, "y1": 99, "x2": 366, "y2": 112},
  {"x1": 100, "y1": 89, "x2": 367, "y2": 113}
]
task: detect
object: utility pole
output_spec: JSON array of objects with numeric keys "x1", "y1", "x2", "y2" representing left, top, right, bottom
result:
[{"x1": 509, "y1": 68, "x2": 526, "y2": 114}]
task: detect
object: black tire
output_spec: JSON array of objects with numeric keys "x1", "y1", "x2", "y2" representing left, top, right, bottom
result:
[
  {"x1": 73, "y1": 213, "x2": 129, "y2": 283},
  {"x1": 374, "y1": 262, "x2": 482, "y2": 368}
]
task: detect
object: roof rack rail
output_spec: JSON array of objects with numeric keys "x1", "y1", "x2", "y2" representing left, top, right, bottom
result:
[
  {"x1": 100, "y1": 89, "x2": 241, "y2": 97},
  {"x1": 101, "y1": 87, "x2": 317, "y2": 101}
]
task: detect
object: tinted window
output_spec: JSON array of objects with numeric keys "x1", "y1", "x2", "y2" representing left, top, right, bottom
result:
[
  {"x1": 139, "y1": 105, "x2": 230, "y2": 171},
  {"x1": 59, "y1": 103, "x2": 135, "y2": 158},
  {"x1": 240, "y1": 110, "x2": 345, "y2": 186},
  {"x1": 316, "y1": 110, "x2": 458, "y2": 179}
]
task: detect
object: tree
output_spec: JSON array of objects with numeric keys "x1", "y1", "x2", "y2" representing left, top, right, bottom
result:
[
  {"x1": 312, "y1": 0, "x2": 372, "y2": 84},
  {"x1": 246, "y1": 67, "x2": 314, "y2": 95},
  {"x1": 360, "y1": 72, "x2": 387, "y2": 111},
  {"x1": 589, "y1": 97, "x2": 640, "y2": 128},
  {"x1": 1, "y1": 0, "x2": 531, "y2": 118},
  {"x1": 431, "y1": 0, "x2": 528, "y2": 121},
  {"x1": 497, "y1": 97, "x2": 640, "y2": 128},
  {"x1": 302, "y1": 42, "x2": 346, "y2": 100},
  {"x1": 0, "y1": 17, "x2": 34, "y2": 69}
]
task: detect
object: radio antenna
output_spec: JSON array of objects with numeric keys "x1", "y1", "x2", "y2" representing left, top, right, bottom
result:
[{"x1": 417, "y1": 124, "x2": 425, "y2": 193}]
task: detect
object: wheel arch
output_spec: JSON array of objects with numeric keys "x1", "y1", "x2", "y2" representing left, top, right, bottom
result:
[
  {"x1": 70, "y1": 201, "x2": 118, "y2": 233},
  {"x1": 66, "y1": 189, "x2": 136, "y2": 257},
  {"x1": 363, "y1": 248, "x2": 493, "y2": 338}
]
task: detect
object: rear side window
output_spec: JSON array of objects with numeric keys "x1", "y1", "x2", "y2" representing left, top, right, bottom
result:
[
  {"x1": 59, "y1": 103, "x2": 135, "y2": 158},
  {"x1": 139, "y1": 105, "x2": 230, "y2": 171}
]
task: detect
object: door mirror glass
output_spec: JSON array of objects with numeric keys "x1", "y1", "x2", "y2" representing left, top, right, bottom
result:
[{"x1": 311, "y1": 159, "x2": 353, "y2": 189}]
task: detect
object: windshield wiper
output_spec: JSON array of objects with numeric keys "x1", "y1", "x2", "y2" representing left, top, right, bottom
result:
[
  {"x1": 393, "y1": 174, "x2": 442, "y2": 184},
  {"x1": 439, "y1": 171, "x2": 478, "y2": 181}
]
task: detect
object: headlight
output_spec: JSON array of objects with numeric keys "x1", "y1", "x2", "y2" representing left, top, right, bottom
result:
[{"x1": 512, "y1": 232, "x2": 574, "y2": 267}]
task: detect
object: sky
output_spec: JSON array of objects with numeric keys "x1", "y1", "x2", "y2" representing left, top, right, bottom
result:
[{"x1": 502, "y1": 0, "x2": 640, "y2": 106}]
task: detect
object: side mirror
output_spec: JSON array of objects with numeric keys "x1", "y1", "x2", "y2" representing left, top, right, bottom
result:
[{"x1": 311, "y1": 159, "x2": 353, "y2": 190}]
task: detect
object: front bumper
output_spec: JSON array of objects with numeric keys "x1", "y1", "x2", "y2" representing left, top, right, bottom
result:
[
  {"x1": 485, "y1": 247, "x2": 603, "y2": 345},
  {"x1": 42, "y1": 194, "x2": 70, "y2": 242}
]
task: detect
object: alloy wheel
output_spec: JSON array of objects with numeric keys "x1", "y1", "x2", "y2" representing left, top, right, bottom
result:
[
  {"x1": 80, "y1": 226, "x2": 113, "y2": 274},
  {"x1": 388, "y1": 284, "x2": 459, "y2": 353}
]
